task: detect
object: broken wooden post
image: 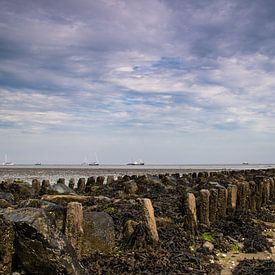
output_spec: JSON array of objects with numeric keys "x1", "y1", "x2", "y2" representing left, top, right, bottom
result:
[
  {"x1": 32, "y1": 179, "x2": 41, "y2": 195},
  {"x1": 139, "y1": 198, "x2": 159, "y2": 242},
  {"x1": 209, "y1": 189, "x2": 218, "y2": 224},
  {"x1": 77, "y1": 178, "x2": 86, "y2": 193},
  {"x1": 217, "y1": 187, "x2": 227, "y2": 218},
  {"x1": 184, "y1": 193, "x2": 198, "y2": 234},
  {"x1": 199, "y1": 189, "x2": 210, "y2": 227},
  {"x1": 227, "y1": 185, "x2": 237, "y2": 216},
  {"x1": 65, "y1": 202, "x2": 84, "y2": 257},
  {"x1": 68, "y1": 178, "x2": 75, "y2": 189}
]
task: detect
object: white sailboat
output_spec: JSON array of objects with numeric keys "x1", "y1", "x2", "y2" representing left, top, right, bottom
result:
[
  {"x1": 89, "y1": 153, "x2": 99, "y2": 166},
  {"x1": 127, "y1": 159, "x2": 144, "y2": 166},
  {"x1": 2, "y1": 154, "x2": 14, "y2": 166}
]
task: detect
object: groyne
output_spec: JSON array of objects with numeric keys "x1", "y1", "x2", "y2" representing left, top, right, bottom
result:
[{"x1": 0, "y1": 168, "x2": 274, "y2": 274}]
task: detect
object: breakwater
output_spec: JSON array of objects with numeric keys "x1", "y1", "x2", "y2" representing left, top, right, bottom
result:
[{"x1": 0, "y1": 168, "x2": 275, "y2": 274}]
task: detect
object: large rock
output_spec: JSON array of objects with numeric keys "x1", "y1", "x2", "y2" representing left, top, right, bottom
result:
[
  {"x1": 1, "y1": 208, "x2": 86, "y2": 274},
  {"x1": 0, "y1": 214, "x2": 14, "y2": 274},
  {"x1": 0, "y1": 181, "x2": 33, "y2": 202},
  {"x1": 81, "y1": 211, "x2": 115, "y2": 257},
  {"x1": 42, "y1": 194, "x2": 90, "y2": 205},
  {"x1": 0, "y1": 191, "x2": 14, "y2": 203},
  {"x1": 52, "y1": 182, "x2": 76, "y2": 195}
]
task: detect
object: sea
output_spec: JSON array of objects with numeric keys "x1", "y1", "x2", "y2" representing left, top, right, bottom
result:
[{"x1": 0, "y1": 164, "x2": 275, "y2": 185}]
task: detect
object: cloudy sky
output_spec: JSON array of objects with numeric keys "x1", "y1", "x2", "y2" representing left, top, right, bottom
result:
[{"x1": 0, "y1": 0, "x2": 275, "y2": 164}]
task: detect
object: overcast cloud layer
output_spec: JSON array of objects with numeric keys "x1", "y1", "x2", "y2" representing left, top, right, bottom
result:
[{"x1": 0, "y1": 0, "x2": 275, "y2": 164}]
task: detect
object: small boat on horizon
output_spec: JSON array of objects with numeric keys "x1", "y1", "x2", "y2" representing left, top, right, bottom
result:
[
  {"x1": 2, "y1": 154, "x2": 14, "y2": 166},
  {"x1": 35, "y1": 163, "x2": 42, "y2": 166},
  {"x1": 242, "y1": 162, "x2": 249, "y2": 165},
  {"x1": 127, "y1": 160, "x2": 145, "y2": 166}
]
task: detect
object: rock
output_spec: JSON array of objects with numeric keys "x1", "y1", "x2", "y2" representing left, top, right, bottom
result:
[
  {"x1": 203, "y1": 241, "x2": 214, "y2": 252},
  {"x1": 0, "y1": 198, "x2": 12, "y2": 208},
  {"x1": 0, "y1": 191, "x2": 14, "y2": 203},
  {"x1": 123, "y1": 220, "x2": 139, "y2": 240},
  {"x1": 124, "y1": 180, "x2": 138, "y2": 195},
  {"x1": 81, "y1": 211, "x2": 115, "y2": 257},
  {"x1": 1, "y1": 208, "x2": 86, "y2": 275},
  {"x1": 52, "y1": 182, "x2": 75, "y2": 194},
  {"x1": 42, "y1": 194, "x2": 90, "y2": 205},
  {"x1": 18, "y1": 198, "x2": 57, "y2": 209},
  {"x1": 0, "y1": 181, "x2": 33, "y2": 202},
  {"x1": 0, "y1": 214, "x2": 14, "y2": 274}
]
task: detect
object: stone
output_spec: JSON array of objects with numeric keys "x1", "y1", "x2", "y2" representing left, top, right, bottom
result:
[
  {"x1": 77, "y1": 178, "x2": 86, "y2": 193},
  {"x1": 0, "y1": 191, "x2": 14, "y2": 203},
  {"x1": 1, "y1": 208, "x2": 86, "y2": 274},
  {"x1": 203, "y1": 241, "x2": 214, "y2": 252},
  {"x1": 42, "y1": 194, "x2": 90, "y2": 205},
  {"x1": 0, "y1": 214, "x2": 14, "y2": 274},
  {"x1": 209, "y1": 189, "x2": 218, "y2": 223},
  {"x1": 0, "y1": 198, "x2": 12, "y2": 208},
  {"x1": 32, "y1": 179, "x2": 41, "y2": 195},
  {"x1": 81, "y1": 211, "x2": 115, "y2": 257},
  {"x1": 184, "y1": 193, "x2": 198, "y2": 234},
  {"x1": 0, "y1": 181, "x2": 33, "y2": 202},
  {"x1": 124, "y1": 180, "x2": 138, "y2": 195},
  {"x1": 52, "y1": 182, "x2": 75, "y2": 194},
  {"x1": 227, "y1": 185, "x2": 238, "y2": 216},
  {"x1": 123, "y1": 220, "x2": 139, "y2": 240},
  {"x1": 65, "y1": 202, "x2": 84, "y2": 258},
  {"x1": 199, "y1": 189, "x2": 210, "y2": 227},
  {"x1": 139, "y1": 198, "x2": 159, "y2": 242}
]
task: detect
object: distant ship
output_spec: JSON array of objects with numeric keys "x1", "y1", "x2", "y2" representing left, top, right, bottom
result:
[
  {"x1": 242, "y1": 162, "x2": 249, "y2": 165},
  {"x1": 127, "y1": 160, "x2": 145, "y2": 166},
  {"x1": 88, "y1": 161, "x2": 99, "y2": 166},
  {"x1": 2, "y1": 154, "x2": 14, "y2": 166},
  {"x1": 35, "y1": 163, "x2": 42, "y2": 166}
]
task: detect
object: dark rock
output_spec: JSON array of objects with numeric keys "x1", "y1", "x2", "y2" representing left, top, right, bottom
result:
[
  {"x1": 52, "y1": 182, "x2": 75, "y2": 194},
  {"x1": 2, "y1": 208, "x2": 86, "y2": 274},
  {"x1": 0, "y1": 191, "x2": 14, "y2": 203},
  {"x1": 0, "y1": 181, "x2": 33, "y2": 202},
  {"x1": 124, "y1": 180, "x2": 138, "y2": 195},
  {"x1": 81, "y1": 211, "x2": 115, "y2": 257},
  {"x1": 0, "y1": 214, "x2": 14, "y2": 274},
  {"x1": 0, "y1": 198, "x2": 12, "y2": 208}
]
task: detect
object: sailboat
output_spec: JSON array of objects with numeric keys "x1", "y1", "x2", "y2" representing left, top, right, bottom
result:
[
  {"x1": 89, "y1": 153, "x2": 99, "y2": 166},
  {"x1": 2, "y1": 154, "x2": 14, "y2": 166},
  {"x1": 127, "y1": 159, "x2": 144, "y2": 166}
]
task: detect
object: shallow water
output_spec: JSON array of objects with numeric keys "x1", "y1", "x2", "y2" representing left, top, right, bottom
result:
[{"x1": 0, "y1": 164, "x2": 274, "y2": 185}]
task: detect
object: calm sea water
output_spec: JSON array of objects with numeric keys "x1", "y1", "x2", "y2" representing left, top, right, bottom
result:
[{"x1": 0, "y1": 164, "x2": 274, "y2": 185}]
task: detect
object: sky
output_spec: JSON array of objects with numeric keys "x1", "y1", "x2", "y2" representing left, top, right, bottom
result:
[{"x1": 0, "y1": 0, "x2": 275, "y2": 164}]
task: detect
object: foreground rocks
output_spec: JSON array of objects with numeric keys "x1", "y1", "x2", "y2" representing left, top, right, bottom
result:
[{"x1": 0, "y1": 168, "x2": 274, "y2": 274}]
